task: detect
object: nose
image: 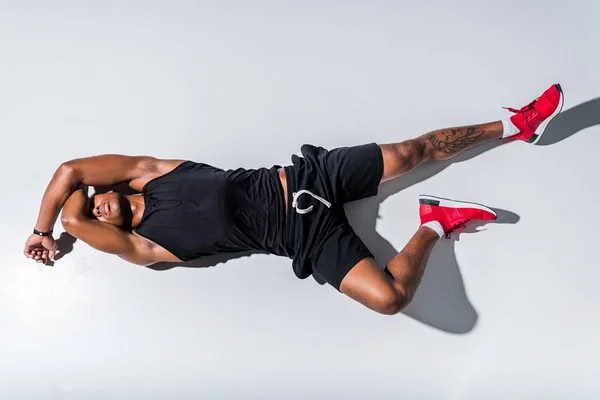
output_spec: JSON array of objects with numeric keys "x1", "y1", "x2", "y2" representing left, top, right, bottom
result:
[{"x1": 95, "y1": 205, "x2": 102, "y2": 218}]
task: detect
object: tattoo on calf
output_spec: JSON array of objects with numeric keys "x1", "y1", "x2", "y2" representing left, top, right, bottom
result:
[{"x1": 427, "y1": 127, "x2": 486, "y2": 154}]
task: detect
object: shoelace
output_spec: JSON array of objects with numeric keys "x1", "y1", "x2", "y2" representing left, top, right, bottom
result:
[
  {"x1": 503, "y1": 97, "x2": 540, "y2": 122},
  {"x1": 292, "y1": 189, "x2": 332, "y2": 215}
]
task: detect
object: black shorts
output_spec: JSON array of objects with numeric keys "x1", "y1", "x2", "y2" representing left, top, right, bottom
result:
[{"x1": 283, "y1": 143, "x2": 384, "y2": 291}]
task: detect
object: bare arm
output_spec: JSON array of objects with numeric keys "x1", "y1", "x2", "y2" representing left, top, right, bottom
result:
[
  {"x1": 33, "y1": 155, "x2": 158, "y2": 233},
  {"x1": 25, "y1": 155, "x2": 164, "y2": 264}
]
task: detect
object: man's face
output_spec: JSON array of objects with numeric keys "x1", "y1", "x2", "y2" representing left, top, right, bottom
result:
[{"x1": 90, "y1": 191, "x2": 126, "y2": 227}]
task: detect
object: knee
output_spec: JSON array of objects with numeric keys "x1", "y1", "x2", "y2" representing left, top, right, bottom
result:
[{"x1": 373, "y1": 286, "x2": 407, "y2": 315}]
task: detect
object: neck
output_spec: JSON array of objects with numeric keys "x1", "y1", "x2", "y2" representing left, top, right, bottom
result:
[{"x1": 127, "y1": 194, "x2": 145, "y2": 229}]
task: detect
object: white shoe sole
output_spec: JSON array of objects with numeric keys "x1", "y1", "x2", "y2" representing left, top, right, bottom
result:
[
  {"x1": 419, "y1": 195, "x2": 498, "y2": 219},
  {"x1": 527, "y1": 84, "x2": 564, "y2": 144}
]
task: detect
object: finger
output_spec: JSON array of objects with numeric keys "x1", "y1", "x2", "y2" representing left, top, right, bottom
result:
[{"x1": 49, "y1": 249, "x2": 56, "y2": 261}]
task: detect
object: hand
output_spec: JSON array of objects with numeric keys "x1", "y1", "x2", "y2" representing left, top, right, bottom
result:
[{"x1": 24, "y1": 234, "x2": 58, "y2": 265}]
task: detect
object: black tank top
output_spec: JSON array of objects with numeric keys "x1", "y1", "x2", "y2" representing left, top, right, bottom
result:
[{"x1": 134, "y1": 161, "x2": 290, "y2": 261}]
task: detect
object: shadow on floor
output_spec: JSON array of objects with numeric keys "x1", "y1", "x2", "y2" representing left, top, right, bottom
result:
[
  {"x1": 401, "y1": 209, "x2": 519, "y2": 333},
  {"x1": 341, "y1": 146, "x2": 519, "y2": 334},
  {"x1": 325, "y1": 96, "x2": 599, "y2": 333},
  {"x1": 537, "y1": 96, "x2": 600, "y2": 146},
  {"x1": 148, "y1": 251, "x2": 263, "y2": 271},
  {"x1": 46, "y1": 232, "x2": 78, "y2": 267},
  {"x1": 52, "y1": 96, "x2": 599, "y2": 333}
]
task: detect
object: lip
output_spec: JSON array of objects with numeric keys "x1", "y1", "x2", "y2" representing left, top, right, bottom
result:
[{"x1": 103, "y1": 202, "x2": 109, "y2": 217}]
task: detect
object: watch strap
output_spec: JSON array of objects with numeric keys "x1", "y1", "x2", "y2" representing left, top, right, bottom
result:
[{"x1": 33, "y1": 229, "x2": 53, "y2": 237}]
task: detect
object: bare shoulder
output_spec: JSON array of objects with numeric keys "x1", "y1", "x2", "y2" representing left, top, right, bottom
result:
[{"x1": 129, "y1": 158, "x2": 188, "y2": 192}]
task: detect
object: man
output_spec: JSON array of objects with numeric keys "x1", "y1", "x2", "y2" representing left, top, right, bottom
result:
[{"x1": 24, "y1": 84, "x2": 564, "y2": 315}]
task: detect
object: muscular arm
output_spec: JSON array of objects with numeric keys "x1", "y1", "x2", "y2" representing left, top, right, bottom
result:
[
  {"x1": 25, "y1": 155, "x2": 166, "y2": 264},
  {"x1": 33, "y1": 155, "x2": 158, "y2": 234}
]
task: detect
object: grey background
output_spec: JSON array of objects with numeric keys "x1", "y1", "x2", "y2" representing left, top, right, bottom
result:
[{"x1": 1, "y1": 0, "x2": 599, "y2": 398}]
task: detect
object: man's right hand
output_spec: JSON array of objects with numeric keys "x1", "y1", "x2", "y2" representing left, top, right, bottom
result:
[{"x1": 24, "y1": 234, "x2": 58, "y2": 265}]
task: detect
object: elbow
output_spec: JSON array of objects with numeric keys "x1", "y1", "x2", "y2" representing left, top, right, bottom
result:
[
  {"x1": 60, "y1": 215, "x2": 80, "y2": 233},
  {"x1": 57, "y1": 162, "x2": 81, "y2": 186},
  {"x1": 58, "y1": 161, "x2": 75, "y2": 177},
  {"x1": 60, "y1": 215, "x2": 72, "y2": 230}
]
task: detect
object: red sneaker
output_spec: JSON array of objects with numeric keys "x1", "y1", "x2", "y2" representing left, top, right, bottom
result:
[
  {"x1": 419, "y1": 195, "x2": 497, "y2": 239},
  {"x1": 506, "y1": 83, "x2": 564, "y2": 144}
]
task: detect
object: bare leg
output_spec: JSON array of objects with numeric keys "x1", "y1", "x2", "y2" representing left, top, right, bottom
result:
[
  {"x1": 339, "y1": 85, "x2": 564, "y2": 314},
  {"x1": 384, "y1": 227, "x2": 439, "y2": 304},
  {"x1": 379, "y1": 121, "x2": 503, "y2": 182},
  {"x1": 340, "y1": 122, "x2": 504, "y2": 314},
  {"x1": 340, "y1": 227, "x2": 440, "y2": 315}
]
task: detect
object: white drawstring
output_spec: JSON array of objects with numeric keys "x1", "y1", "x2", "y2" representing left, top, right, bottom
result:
[{"x1": 292, "y1": 189, "x2": 332, "y2": 215}]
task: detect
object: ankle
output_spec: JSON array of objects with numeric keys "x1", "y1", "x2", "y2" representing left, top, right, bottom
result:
[{"x1": 420, "y1": 222, "x2": 444, "y2": 239}]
